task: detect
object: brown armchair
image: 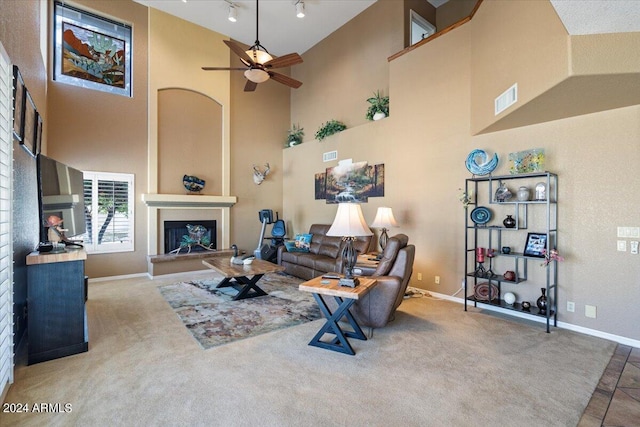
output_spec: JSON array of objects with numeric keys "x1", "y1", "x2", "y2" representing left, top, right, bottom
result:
[{"x1": 321, "y1": 234, "x2": 415, "y2": 329}]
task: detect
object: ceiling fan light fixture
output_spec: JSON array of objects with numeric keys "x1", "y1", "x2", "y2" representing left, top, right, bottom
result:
[
  {"x1": 245, "y1": 48, "x2": 273, "y2": 65},
  {"x1": 296, "y1": 1, "x2": 305, "y2": 18},
  {"x1": 228, "y1": 4, "x2": 237, "y2": 22},
  {"x1": 244, "y1": 68, "x2": 270, "y2": 83}
]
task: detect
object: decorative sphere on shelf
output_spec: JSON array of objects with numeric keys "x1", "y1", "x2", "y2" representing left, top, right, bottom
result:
[{"x1": 504, "y1": 292, "x2": 516, "y2": 305}]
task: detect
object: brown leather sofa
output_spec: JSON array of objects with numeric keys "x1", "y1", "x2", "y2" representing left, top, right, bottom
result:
[{"x1": 277, "y1": 224, "x2": 372, "y2": 281}]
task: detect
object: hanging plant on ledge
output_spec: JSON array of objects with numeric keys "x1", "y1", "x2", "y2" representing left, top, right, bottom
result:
[
  {"x1": 315, "y1": 119, "x2": 347, "y2": 141},
  {"x1": 365, "y1": 90, "x2": 389, "y2": 121},
  {"x1": 286, "y1": 123, "x2": 304, "y2": 148}
]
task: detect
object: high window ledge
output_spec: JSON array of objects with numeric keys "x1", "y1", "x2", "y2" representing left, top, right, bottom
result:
[{"x1": 141, "y1": 194, "x2": 237, "y2": 208}]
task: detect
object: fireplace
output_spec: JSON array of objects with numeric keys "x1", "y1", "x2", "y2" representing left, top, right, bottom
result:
[{"x1": 164, "y1": 220, "x2": 217, "y2": 254}]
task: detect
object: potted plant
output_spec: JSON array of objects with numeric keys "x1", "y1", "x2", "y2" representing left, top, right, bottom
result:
[
  {"x1": 286, "y1": 124, "x2": 304, "y2": 147},
  {"x1": 315, "y1": 119, "x2": 347, "y2": 141},
  {"x1": 365, "y1": 90, "x2": 389, "y2": 121}
]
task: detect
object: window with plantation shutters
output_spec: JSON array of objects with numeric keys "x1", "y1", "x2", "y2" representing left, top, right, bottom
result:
[
  {"x1": 81, "y1": 172, "x2": 134, "y2": 253},
  {"x1": 0, "y1": 42, "x2": 14, "y2": 399}
]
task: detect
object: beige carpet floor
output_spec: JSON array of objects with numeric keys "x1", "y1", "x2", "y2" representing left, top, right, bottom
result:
[{"x1": 2, "y1": 272, "x2": 616, "y2": 426}]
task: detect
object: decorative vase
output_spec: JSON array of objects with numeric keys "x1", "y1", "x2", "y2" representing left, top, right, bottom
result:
[
  {"x1": 494, "y1": 181, "x2": 512, "y2": 202},
  {"x1": 373, "y1": 111, "x2": 386, "y2": 121},
  {"x1": 536, "y1": 288, "x2": 548, "y2": 314},
  {"x1": 517, "y1": 186, "x2": 530, "y2": 201},
  {"x1": 503, "y1": 215, "x2": 516, "y2": 228}
]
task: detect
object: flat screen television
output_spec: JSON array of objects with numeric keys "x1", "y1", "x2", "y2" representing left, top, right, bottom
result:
[{"x1": 37, "y1": 154, "x2": 86, "y2": 244}]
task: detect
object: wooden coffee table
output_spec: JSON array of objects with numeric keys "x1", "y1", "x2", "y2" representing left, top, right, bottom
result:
[
  {"x1": 299, "y1": 276, "x2": 377, "y2": 355},
  {"x1": 202, "y1": 257, "x2": 284, "y2": 300}
]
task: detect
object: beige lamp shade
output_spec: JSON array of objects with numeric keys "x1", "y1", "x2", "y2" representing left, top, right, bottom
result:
[
  {"x1": 327, "y1": 203, "x2": 373, "y2": 237},
  {"x1": 371, "y1": 207, "x2": 398, "y2": 229}
]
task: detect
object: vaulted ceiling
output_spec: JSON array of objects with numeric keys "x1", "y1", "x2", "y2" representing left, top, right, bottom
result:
[{"x1": 133, "y1": 0, "x2": 640, "y2": 56}]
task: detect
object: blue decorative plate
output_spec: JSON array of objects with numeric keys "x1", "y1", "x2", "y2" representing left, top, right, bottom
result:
[
  {"x1": 470, "y1": 206, "x2": 492, "y2": 225},
  {"x1": 466, "y1": 149, "x2": 499, "y2": 176}
]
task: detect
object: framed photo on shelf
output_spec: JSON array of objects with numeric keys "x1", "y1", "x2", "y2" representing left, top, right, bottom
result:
[
  {"x1": 21, "y1": 89, "x2": 37, "y2": 157},
  {"x1": 12, "y1": 65, "x2": 25, "y2": 142},
  {"x1": 523, "y1": 232, "x2": 548, "y2": 258}
]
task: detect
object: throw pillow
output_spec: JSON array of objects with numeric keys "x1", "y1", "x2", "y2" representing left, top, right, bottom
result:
[{"x1": 283, "y1": 233, "x2": 312, "y2": 253}]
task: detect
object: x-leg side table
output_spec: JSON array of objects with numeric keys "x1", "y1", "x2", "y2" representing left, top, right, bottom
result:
[
  {"x1": 299, "y1": 277, "x2": 377, "y2": 355},
  {"x1": 202, "y1": 257, "x2": 285, "y2": 301}
]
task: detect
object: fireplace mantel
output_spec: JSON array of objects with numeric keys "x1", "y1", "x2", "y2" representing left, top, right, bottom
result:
[{"x1": 142, "y1": 194, "x2": 237, "y2": 208}]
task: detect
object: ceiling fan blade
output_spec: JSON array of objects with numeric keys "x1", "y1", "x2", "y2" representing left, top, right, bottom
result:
[
  {"x1": 269, "y1": 71, "x2": 303, "y2": 89},
  {"x1": 202, "y1": 67, "x2": 247, "y2": 71},
  {"x1": 244, "y1": 80, "x2": 258, "y2": 92},
  {"x1": 224, "y1": 40, "x2": 254, "y2": 65},
  {"x1": 263, "y1": 53, "x2": 303, "y2": 69}
]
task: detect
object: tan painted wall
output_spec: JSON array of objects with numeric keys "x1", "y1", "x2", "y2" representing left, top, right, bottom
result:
[
  {"x1": 46, "y1": 0, "x2": 149, "y2": 278},
  {"x1": 291, "y1": 0, "x2": 404, "y2": 138},
  {"x1": 229, "y1": 44, "x2": 289, "y2": 254},
  {"x1": 284, "y1": 1, "x2": 640, "y2": 341},
  {"x1": 436, "y1": 0, "x2": 478, "y2": 29},
  {"x1": 470, "y1": 0, "x2": 569, "y2": 134}
]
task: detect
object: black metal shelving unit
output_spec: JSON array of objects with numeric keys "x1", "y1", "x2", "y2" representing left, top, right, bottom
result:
[{"x1": 463, "y1": 171, "x2": 558, "y2": 332}]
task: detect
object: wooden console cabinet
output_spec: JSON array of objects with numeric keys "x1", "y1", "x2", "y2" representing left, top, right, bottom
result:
[{"x1": 26, "y1": 249, "x2": 88, "y2": 364}]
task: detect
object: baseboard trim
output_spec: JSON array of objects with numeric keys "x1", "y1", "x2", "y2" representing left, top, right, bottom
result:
[
  {"x1": 426, "y1": 290, "x2": 640, "y2": 349},
  {"x1": 88, "y1": 272, "x2": 148, "y2": 283}
]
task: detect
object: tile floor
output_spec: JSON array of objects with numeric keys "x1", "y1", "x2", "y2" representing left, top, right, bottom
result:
[{"x1": 578, "y1": 344, "x2": 640, "y2": 427}]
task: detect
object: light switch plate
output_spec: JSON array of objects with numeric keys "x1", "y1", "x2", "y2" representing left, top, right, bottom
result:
[
  {"x1": 617, "y1": 240, "x2": 627, "y2": 251},
  {"x1": 585, "y1": 305, "x2": 597, "y2": 318}
]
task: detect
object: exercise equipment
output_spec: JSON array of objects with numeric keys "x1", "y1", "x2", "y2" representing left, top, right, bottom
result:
[{"x1": 254, "y1": 209, "x2": 286, "y2": 262}]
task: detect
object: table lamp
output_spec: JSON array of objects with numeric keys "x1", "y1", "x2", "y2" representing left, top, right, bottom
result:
[
  {"x1": 370, "y1": 207, "x2": 398, "y2": 251},
  {"x1": 326, "y1": 203, "x2": 373, "y2": 287}
]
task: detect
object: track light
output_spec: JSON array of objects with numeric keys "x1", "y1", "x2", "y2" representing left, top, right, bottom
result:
[
  {"x1": 228, "y1": 4, "x2": 237, "y2": 22},
  {"x1": 296, "y1": 1, "x2": 305, "y2": 18}
]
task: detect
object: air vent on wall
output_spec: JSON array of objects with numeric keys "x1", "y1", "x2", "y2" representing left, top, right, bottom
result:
[
  {"x1": 323, "y1": 150, "x2": 338, "y2": 162},
  {"x1": 495, "y1": 83, "x2": 518, "y2": 115}
]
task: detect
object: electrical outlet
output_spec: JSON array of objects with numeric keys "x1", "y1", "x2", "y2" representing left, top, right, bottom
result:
[
  {"x1": 617, "y1": 240, "x2": 627, "y2": 252},
  {"x1": 585, "y1": 305, "x2": 597, "y2": 319},
  {"x1": 567, "y1": 301, "x2": 575, "y2": 312},
  {"x1": 435, "y1": 275, "x2": 440, "y2": 284},
  {"x1": 417, "y1": 272, "x2": 422, "y2": 281}
]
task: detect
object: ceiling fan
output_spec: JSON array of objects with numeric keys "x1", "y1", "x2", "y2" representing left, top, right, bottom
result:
[{"x1": 202, "y1": 0, "x2": 304, "y2": 92}]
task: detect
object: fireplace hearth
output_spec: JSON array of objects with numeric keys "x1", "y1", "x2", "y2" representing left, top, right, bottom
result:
[{"x1": 164, "y1": 220, "x2": 217, "y2": 254}]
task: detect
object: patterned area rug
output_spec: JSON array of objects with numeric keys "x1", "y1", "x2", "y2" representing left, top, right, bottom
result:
[{"x1": 159, "y1": 272, "x2": 321, "y2": 349}]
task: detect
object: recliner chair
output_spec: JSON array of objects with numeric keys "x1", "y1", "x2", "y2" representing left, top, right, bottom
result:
[
  {"x1": 351, "y1": 234, "x2": 415, "y2": 328},
  {"x1": 320, "y1": 234, "x2": 415, "y2": 329}
]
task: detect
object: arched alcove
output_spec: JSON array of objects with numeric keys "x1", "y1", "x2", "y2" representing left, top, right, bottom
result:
[{"x1": 157, "y1": 88, "x2": 223, "y2": 195}]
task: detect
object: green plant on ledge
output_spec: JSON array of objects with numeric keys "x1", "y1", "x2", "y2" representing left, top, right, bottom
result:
[
  {"x1": 365, "y1": 90, "x2": 390, "y2": 121},
  {"x1": 315, "y1": 119, "x2": 347, "y2": 141},
  {"x1": 286, "y1": 123, "x2": 304, "y2": 147}
]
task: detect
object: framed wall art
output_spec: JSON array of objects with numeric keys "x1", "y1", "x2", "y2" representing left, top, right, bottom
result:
[
  {"x1": 53, "y1": 1, "x2": 132, "y2": 97},
  {"x1": 21, "y1": 89, "x2": 36, "y2": 156},
  {"x1": 523, "y1": 232, "x2": 548, "y2": 258},
  {"x1": 34, "y1": 112, "x2": 43, "y2": 155},
  {"x1": 12, "y1": 65, "x2": 25, "y2": 141}
]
